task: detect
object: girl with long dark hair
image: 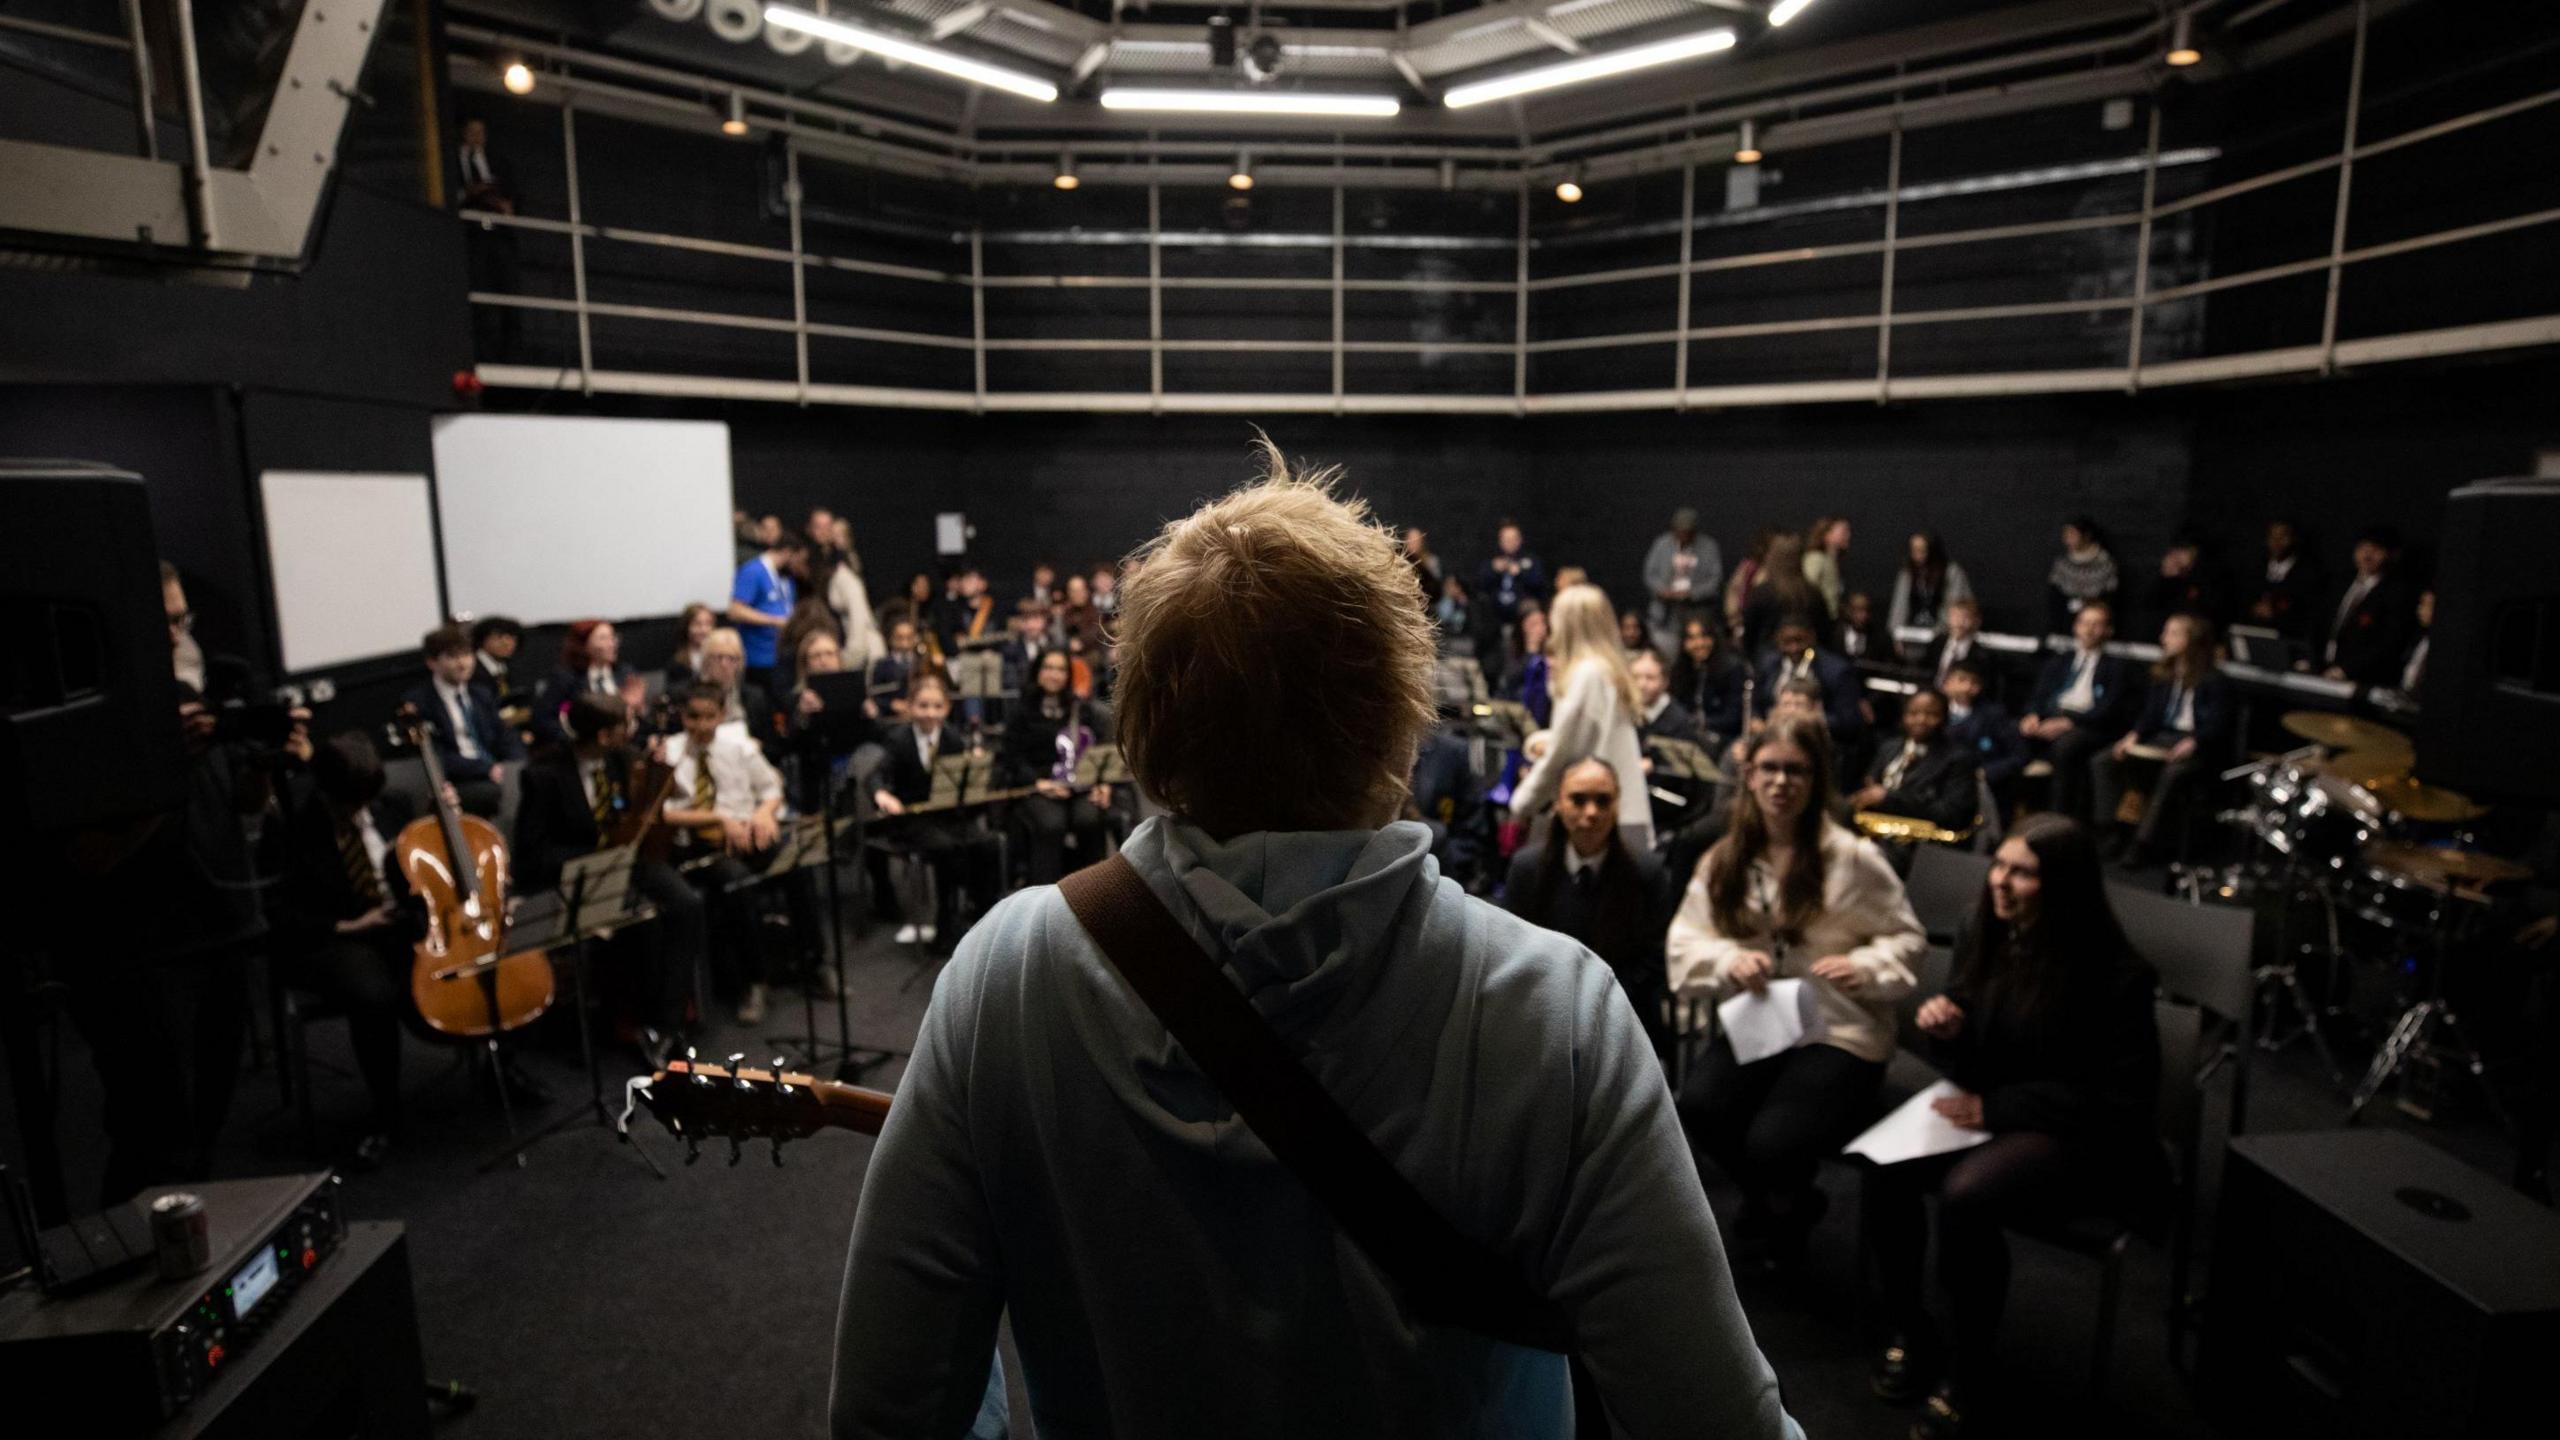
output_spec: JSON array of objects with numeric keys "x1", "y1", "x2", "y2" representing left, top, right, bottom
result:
[
  {"x1": 1867, "y1": 813, "x2": 2163, "y2": 1437},
  {"x1": 1889, "y1": 532, "x2": 1974, "y2": 639},
  {"x1": 998, "y1": 648, "x2": 1115, "y2": 884},
  {"x1": 1668, "y1": 713, "x2": 1925, "y2": 1269}
]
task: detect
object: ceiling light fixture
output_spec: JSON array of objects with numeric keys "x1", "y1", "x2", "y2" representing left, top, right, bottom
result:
[
  {"x1": 1443, "y1": 27, "x2": 1736, "y2": 110},
  {"x1": 1099, "y1": 88, "x2": 1401, "y2": 119},
  {"x1": 720, "y1": 92, "x2": 750, "y2": 136},
  {"x1": 500, "y1": 57, "x2": 536, "y2": 95},
  {"x1": 1054, "y1": 152, "x2": 1080, "y2": 191},
  {"x1": 1767, "y1": 0, "x2": 1820, "y2": 26},
  {"x1": 1556, "y1": 169, "x2": 1584, "y2": 204},
  {"x1": 1229, "y1": 151, "x2": 1255, "y2": 191},
  {"x1": 761, "y1": 5, "x2": 1060, "y2": 103},
  {"x1": 2165, "y1": 12, "x2": 2202, "y2": 67},
  {"x1": 1734, "y1": 118, "x2": 1762, "y2": 164}
]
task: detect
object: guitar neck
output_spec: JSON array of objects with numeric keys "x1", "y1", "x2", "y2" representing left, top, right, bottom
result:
[{"x1": 803, "y1": 1078, "x2": 894, "y2": 1136}]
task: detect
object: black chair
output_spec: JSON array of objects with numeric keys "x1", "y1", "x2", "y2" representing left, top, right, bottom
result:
[
  {"x1": 1904, "y1": 846, "x2": 1991, "y2": 945},
  {"x1": 2109, "y1": 882, "x2": 2257, "y2": 1132}
]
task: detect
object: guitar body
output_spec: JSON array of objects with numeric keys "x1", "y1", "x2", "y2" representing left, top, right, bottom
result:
[{"x1": 398, "y1": 809, "x2": 557, "y2": 1037}]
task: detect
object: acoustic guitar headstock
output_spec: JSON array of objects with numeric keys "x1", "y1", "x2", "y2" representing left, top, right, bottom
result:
[{"x1": 622, "y1": 1053, "x2": 892, "y2": 1167}]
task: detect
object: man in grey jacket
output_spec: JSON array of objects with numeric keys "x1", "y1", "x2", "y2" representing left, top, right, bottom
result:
[
  {"x1": 832, "y1": 450, "x2": 1797, "y2": 1440},
  {"x1": 1644, "y1": 507, "x2": 1724, "y2": 654}
]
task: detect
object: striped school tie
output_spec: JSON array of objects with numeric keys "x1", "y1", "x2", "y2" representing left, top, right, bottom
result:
[
  {"x1": 590, "y1": 767, "x2": 615, "y2": 827},
  {"x1": 338, "y1": 820, "x2": 384, "y2": 904}
]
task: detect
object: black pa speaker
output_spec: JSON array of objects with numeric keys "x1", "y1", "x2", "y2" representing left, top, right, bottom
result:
[
  {"x1": 2202, "y1": 1130, "x2": 2560, "y2": 1439},
  {"x1": 2419, "y1": 477, "x2": 2560, "y2": 803},
  {"x1": 0, "y1": 462, "x2": 186, "y2": 831}
]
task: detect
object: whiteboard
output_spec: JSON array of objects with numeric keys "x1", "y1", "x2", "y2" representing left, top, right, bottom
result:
[
  {"x1": 260, "y1": 471, "x2": 446, "y2": 673},
  {"x1": 431, "y1": 415, "x2": 735, "y2": 626}
]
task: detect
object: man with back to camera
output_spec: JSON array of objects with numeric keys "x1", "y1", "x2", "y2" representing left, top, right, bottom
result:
[{"x1": 831, "y1": 448, "x2": 1798, "y2": 1440}]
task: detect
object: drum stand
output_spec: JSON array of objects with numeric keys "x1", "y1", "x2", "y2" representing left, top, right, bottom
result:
[
  {"x1": 2251, "y1": 838, "x2": 2347, "y2": 1084},
  {"x1": 2346, "y1": 893, "x2": 2509, "y2": 1129}
]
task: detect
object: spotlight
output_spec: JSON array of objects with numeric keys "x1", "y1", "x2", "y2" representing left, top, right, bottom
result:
[
  {"x1": 1054, "y1": 152, "x2": 1080, "y2": 191},
  {"x1": 1768, "y1": 0, "x2": 1820, "y2": 25},
  {"x1": 500, "y1": 57, "x2": 535, "y2": 95},
  {"x1": 720, "y1": 93, "x2": 750, "y2": 136},
  {"x1": 1229, "y1": 151, "x2": 1254, "y2": 192},
  {"x1": 1555, "y1": 171, "x2": 1584, "y2": 204},
  {"x1": 2165, "y1": 12, "x2": 2202, "y2": 67},
  {"x1": 1242, "y1": 32, "x2": 1285, "y2": 84},
  {"x1": 1734, "y1": 118, "x2": 1762, "y2": 165}
]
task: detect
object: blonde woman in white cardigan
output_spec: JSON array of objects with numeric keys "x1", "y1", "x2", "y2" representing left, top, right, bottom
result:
[
  {"x1": 1667, "y1": 712, "x2": 1924, "y2": 1272},
  {"x1": 1513, "y1": 584, "x2": 1654, "y2": 851}
]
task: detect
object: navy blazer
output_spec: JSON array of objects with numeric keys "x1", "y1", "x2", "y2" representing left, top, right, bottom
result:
[
  {"x1": 531, "y1": 664, "x2": 638, "y2": 746},
  {"x1": 2320, "y1": 576, "x2": 2416, "y2": 688},
  {"x1": 1946, "y1": 700, "x2": 2027, "y2": 789},
  {"x1": 400, "y1": 680, "x2": 525, "y2": 783},
  {"x1": 2129, "y1": 669, "x2": 2238, "y2": 754},
  {"x1": 1408, "y1": 729, "x2": 1488, "y2": 885},
  {"x1": 1754, "y1": 648, "x2": 1866, "y2": 739},
  {"x1": 2024, "y1": 648, "x2": 2140, "y2": 734},
  {"x1": 1861, "y1": 736, "x2": 1982, "y2": 832}
]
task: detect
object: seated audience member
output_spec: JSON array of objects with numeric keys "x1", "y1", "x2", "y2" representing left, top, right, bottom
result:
[
  {"x1": 998, "y1": 605, "x2": 1054, "y2": 696},
  {"x1": 1669, "y1": 715, "x2": 1925, "y2": 1271},
  {"x1": 1671, "y1": 617, "x2": 1746, "y2": 748},
  {"x1": 264, "y1": 733, "x2": 417, "y2": 1166},
  {"x1": 470, "y1": 615, "x2": 523, "y2": 698},
  {"x1": 1630, "y1": 647, "x2": 1702, "y2": 746},
  {"x1": 1500, "y1": 603, "x2": 1553, "y2": 727},
  {"x1": 1742, "y1": 532, "x2": 1824, "y2": 661},
  {"x1": 1056, "y1": 572, "x2": 1105, "y2": 653},
  {"x1": 1026, "y1": 561, "x2": 1059, "y2": 613},
  {"x1": 2045, "y1": 517, "x2": 2118, "y2": 635},
  {"x1": 1754, "y1": 620, "x2": 1865, "y2": 745},
  {"x1": 1407, "y1": 720, "x2": 1489, "y2": 888},
  {"x1": 1725, "y1": 528, "x2": 1773, "y2": 633},
  {"x1": 1506, "y1": 757, "x2": 1675, "y2": 1058},
  {"x1": 1869, "y1": 816, "x2": 2162, "y2": 1437},
  {"x1": 1837, "y1": 591, "x2": 1890, "y2": 663},
  {"x1": 534, "y1": 618, "x2": 644, "y2": 745},
  {"x1": 1921, "y1": 598, "x2": 1990, "y2": 695},
  {"x1": 785, "y1": 629, "x2": 879, "y2": 817},
  {"x1": 833, "y1": 469, "x2": 1795, "y2": 1439},
  {"x1": 1513, "y1": 585, "x2": 1654, "y2": 853},
  {"x1": 2140, "y1": 533, "x2": 2227, "y2": 635},
  {"x1": 1434, "y1": 573, "x2": 1473, "y2": 651},
  {"x1": 998, "y1": 649, "x2": 1114, "y2": 886},
  {"x1": 1889, "y1": 533, "x2": 1972, "y2": 644},
  {"x1": 512, "y1": 692, "x2": 704, "y2": 1059},
  {"x1": 401, "y1": 623, "x2": 525, "y2": 816},
  {"x1": 870, "y1": 672, "x2": 1003, "y2": 948},
  {"x1": 2018, "y1": 601, "x2": 2138, "y2": 824},
  {"x1": 777, "y1": 596, "x2": 844, "y2": 689},
  {"x1": 1725, "y1": 678, "x2": 1829, "y2": 775},
  {"x1": 1402, "y1": 525, "x2": 1442, "y2": 608},
  {"x1": 2092, "y1": 614, "x2": 2237, "y2": 865},
  {"x1": 665, "y1": 602, "x2": 720, "y2": 691},
  {"x1": 870, "y1": 617, "x2": 929, "y2": 721},
  {"x1": 729, "y1": 529, "x2": 807, "y2": 696},
  {"x1": 696, "y1": 626, "x2": 779, "y2": 748},
  {"x1": 2243, "y1": 518, "x2": 2322, "y2": 645},
  {"x1": 2396, "y1": 589, "x2": 2433, "y2": 701},
  {"x1": 660, "y1": 683, "x2": 802, "y2": 1026},
  {"x1": 1849, "y1": 689, "x2": 1980, "y2": 835},
  {"x1": 2315, "y1": 526, "x2": 2416, "y2": 687},
  {"x1": 1617, "y1": 607, "x2": 1649, "y2": 655},
  {"x1": 1942, "y1": 661, "x2": 2026, "y2": 794}
]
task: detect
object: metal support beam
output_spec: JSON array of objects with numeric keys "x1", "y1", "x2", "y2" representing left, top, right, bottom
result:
[
  {"x1": 564, "y1": 102, "x2": 594, "y2": 395},
  {"x1": 169, "y1": 0, "x2": 216, "y2": 247},
  {"x1": 1332, "y1": 183, "x2": 1347, "y2": 412},
  {"x1": 1673, "y1": 162, "x2": 1694, "y2": 404},
  {"x1": 1514, "y1": 181, "x2": 1531, "y2": 414},
  {"x1": 1875, "y1": 115, "x2": 1902, "y2": 400},
  {"x1": 2125, "y1": 97, "x2": 2163, "y2": 386},
  {"x1": 2319, "y1": 0, "x2": 2369, "y2": 373},
  {"x1": 788, "y1": 139, "x2": 810, "y2": 404},
  {"x1": 970, "y1": 227, "x2": 988, "y2": 411},
  {"x1": 119, "y1": 0, "x2": 157, "y2": 162},
  {"x1": 1147, "y1": 179, "x2": 1164, "y2": 410}
]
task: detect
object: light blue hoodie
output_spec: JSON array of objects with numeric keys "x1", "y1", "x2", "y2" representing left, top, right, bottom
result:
[{"x1": 832, "y1": 816, "x2": 1798, "y2": 1440}]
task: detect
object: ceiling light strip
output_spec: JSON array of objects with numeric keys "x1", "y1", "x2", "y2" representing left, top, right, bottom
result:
[
  {"x1": 762, "y1": 5, "x2": 1058, "y2": 103},
  {"x1": 1100, "y1": 88, "x2": 1402, "y2": 118},
  {"x1": 1443, "y1": 27, "x2": 1737, "y2": 110}
]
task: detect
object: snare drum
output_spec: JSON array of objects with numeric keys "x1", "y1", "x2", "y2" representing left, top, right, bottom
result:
[{"x1": 2249, "y1": 762, "x2": 2384, "y2": 869}]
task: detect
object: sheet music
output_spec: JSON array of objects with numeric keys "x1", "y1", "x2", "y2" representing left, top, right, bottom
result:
[
  {"x1": 1841, "y1": 1080, "x2": 1995, "y2": 1166},
  {"x1": 1716, "y1": 978, "x2": 1827, "y2": 1066}
]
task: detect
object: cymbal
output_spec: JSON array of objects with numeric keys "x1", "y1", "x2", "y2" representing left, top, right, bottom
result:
[
  {"x1": 2319, "y1": 749, "x2": 2411, "y2": 785},
  {"x1": 2363, "y1": 839, "x2": 2530, "y2": 889},
  {"x1": 2282, "y1": 711, "x2": 2409, "y2": 752},
  {"x1": 2360, "y1": 775, "x2": 2488, "y2": 824}
]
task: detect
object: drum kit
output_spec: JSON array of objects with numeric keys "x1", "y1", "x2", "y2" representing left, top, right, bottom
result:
[{"x1": 2215, "y1": 712, "x2": 2527, "y2": 1125}]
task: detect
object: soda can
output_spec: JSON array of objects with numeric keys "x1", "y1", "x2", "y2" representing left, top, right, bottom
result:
[{"x1": 150, "y1": 1191, "x2": 210, "y2": 1279}]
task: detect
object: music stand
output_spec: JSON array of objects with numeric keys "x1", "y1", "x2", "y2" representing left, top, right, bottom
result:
[
  {"x1": 476, "y1": 846, "x2": 666, "y2": 1177},
  {"x1": 1644, "y1": 736, "x2": 1724, "y2": 817},
  {"x1": 1072, "y1": 743, "x2": 1132, "y2": 790}
]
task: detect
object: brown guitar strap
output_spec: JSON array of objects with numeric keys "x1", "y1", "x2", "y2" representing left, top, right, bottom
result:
[{"x1": 1057, "y1": 854, "x2": 1573, "y2": 1355}]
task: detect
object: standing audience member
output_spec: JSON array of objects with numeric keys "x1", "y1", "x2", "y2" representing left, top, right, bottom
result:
[
  {"x1": 2243, "y1": 519, "x2": 2322, "y2": 645},
  {"x1": 999, "y1": 650, "x2": 1114, "y2": 886},
  {"x1": 1645, "y1": 507, "x2": 1724, "y2": 653},
  {"x1": 729, "y1": 528, "x2": 806, "y2": 696},
  {"x1": 402, "y1": 623, "x2": 524, "y2": 816},
  {"x1": 1743, "y1": 533, "x2": 1825, "y2": 661},
  {"x1": 1669, "y1": 715, "x2": 1925, "y2": 1271},
  {"x1": 2018, "y1": 601, "x2": 2138, "y2": 825},
  {"x1": 1513, "y1": 585, "x2": 1655, "y2": 853},
  {"x1": 1506, "y1": 758, "x2": 1676, "y2": 1058},
  {"x1": 2045, "y1": 517, "x2": 2118, "y2": 635},
  {"x1": 824, "y1": 517, "x2": 888, "y2": 675},
  {"x1": 1725, "y1": 528, "x2": 1774, "y2": 635},
  {"x1": 1889, "y1": 534, "x2": 1972, "y2": 643},
  {"x1": 1803, "y1": 517, "x2": 1852, "y2": 620},
  {"x1": 1672, "y1": 617, "x2": 1747, "y2": 749},
  {"x1": 1475, "y1": 518, "x2": 1552, "y2": 647},
  {"x1": 2317, "y1": 526, "x2": 2415, "y2": 687},
  {"x1": 1868, "y1": 816, "x2": 2162, "y2": 1437},
  {"x1": 2093, "y1": 614, "x2": 2236, "y2": 864},
  {"x1": 1848, "y1": 690, "x2": 1980, "y2": 835}
]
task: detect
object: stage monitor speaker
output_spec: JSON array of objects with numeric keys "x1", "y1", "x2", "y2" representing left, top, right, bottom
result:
[
  {"x1": 2202, "y1": 1130, "x2": 2560, "y2": 1440},
  {"x1": 0, "y1": 462, "x2": 186, "y2": 831},
  {"x1": 2420, "y1": 477, "x2": 2560, "y2": 803}
]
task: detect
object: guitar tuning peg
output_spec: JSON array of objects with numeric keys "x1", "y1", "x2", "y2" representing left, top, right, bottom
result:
[
  {"x1": 685, "y1": 1045, "x2": 699, "y2": 1061},
  {"x1": 771, "y1": 1056, "x2": 790, "y2": 1071},
  {"x1": 726, "y1": 1137, "x2": 744, "y2": 1167}
]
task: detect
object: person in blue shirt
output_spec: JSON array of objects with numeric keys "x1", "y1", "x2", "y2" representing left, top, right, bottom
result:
[{"x1": 728, "y1": 530, "x2": 806, "y2": 695}]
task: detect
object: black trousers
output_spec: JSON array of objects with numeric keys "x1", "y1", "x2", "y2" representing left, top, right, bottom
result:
[
  {"x1": 1680, "y1": 1036, "x2": 1883, "y2": 1208},
  {"x1": 883, "y1": 816, "x2": 1004, "y2": 938},
  {"x1": 628, "y1": 859, "x2": 706, "y2": 1030},
  {"x1": 2090, "y1": 740, "x2": 2219, "y2": 853},
  {"x1": 2042, "y1": 723, "x2": 2111, "y2": 824},
  {"x1": 279, "y1": 932, "x2": 410, "y2": 1129},
  {"x1": 1864, "y1": 1131, "x2": 2098, "y2": 1384},
  {"x1": 64, "y1": 950, "x2": 249, "y2": 1206},
  {"x1": 1017, "y1": 794, "x2": 1105, "y2": 886}
]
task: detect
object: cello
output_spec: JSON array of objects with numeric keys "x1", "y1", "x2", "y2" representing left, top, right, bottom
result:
[{"x1": 394, "y1": 703, "x2": 555, "y2": 1037}]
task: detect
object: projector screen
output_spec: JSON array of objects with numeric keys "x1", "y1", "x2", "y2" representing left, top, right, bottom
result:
[
  {"x1": 260, "y1": 471, "x2": 446, "y2": 674},
  {"x1": 431, "y1": 415, "x2": 735, "y2": 626}
]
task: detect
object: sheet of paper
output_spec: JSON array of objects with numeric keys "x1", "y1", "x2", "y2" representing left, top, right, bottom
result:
[
  {"x1": 1716, "y1": 978, "x2": 1827, "y2": 1067},
  {"x1": 1842, "y1": 1079, "x2": 1996, "y2": 1166}
]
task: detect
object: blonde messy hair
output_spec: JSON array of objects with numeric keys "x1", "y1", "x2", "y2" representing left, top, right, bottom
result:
[{"x1": 1113, "y1": 438, "x2": 1437, "y2": 837}]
